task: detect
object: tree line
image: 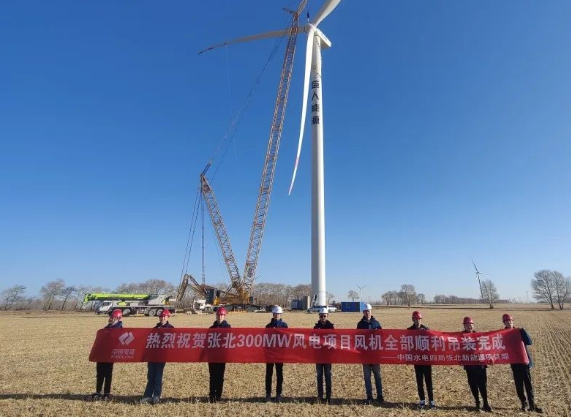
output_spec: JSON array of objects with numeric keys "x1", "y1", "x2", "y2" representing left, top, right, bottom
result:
[
  {"x1": 0, "y1": 279, "x2": 178, "y2": 311},
  {"x1": 0, "y1": 279, "x2": 333, "y2": 311},
  {"x1": 531, "y1": 269, "x2": 571, "y2": 309},
  {"x1": 2, "y1": 269, "x2": 568, "y2": 311}
]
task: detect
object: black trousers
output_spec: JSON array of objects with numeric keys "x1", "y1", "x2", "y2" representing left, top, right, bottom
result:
[
  {"x1": 96, "y1": 362, "x2": 114, "y2": 395},
  {"x1": 316, "y1": 364, "x2": 332, "y2": 399},
  {"x1": 465, "y1": 367, "x2": 488, "y2": 405},
  {"x1": 208, "y1": 363, "x2": 226, "y2": 400},
  {"x1": 266, "y1": 363, "x2": 284, "y2": 396},
  {"x1": 414, "y1": 365, "x2": 433, "y2": 401},
  {"x1": 511, "y1": 364, "x2": 534, "y2": 404}
]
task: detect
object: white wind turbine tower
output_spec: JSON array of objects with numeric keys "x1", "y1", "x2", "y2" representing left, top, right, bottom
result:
[{"x1": 200, "y1": 0, "x2": 343, "y2": 308}]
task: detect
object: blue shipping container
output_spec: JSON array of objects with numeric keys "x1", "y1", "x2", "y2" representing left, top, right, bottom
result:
[
  {"x1": 341, "y1": 302, "x2": 368, "y2": 312},
  {"x1": 341, "y1": 301, "x2": 359, "y2": 312}
]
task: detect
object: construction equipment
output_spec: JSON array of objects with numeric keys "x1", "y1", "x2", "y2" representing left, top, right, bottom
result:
[
  {"x1": 182, "y1": 1, "x2": 307, "y2": 308},
  {"x1": 242, "y1": 0, "x2": 307, "y2": 288},
  {"x1": 83, "y1": 293, "x2": 175, "y2": 316}
]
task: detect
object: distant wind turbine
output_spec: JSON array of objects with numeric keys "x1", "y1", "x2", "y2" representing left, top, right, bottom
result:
[
  {"x1": 357, "y1": 285, "x2": 366, "y2": 302},
  {"x1": 471, "y1": 259, "x2": 485, "y2": 299}
]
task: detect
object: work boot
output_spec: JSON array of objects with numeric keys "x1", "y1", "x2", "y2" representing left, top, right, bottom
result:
[
  {"x1": 429, "y1": 401, "x2": 437, "y2": 409},
  {"x1": 529, "y1": 401, "x2": 543, "y2": 413},
  {"x1": 417, "y1": 400, "x2": 426, "y2": 409},
  {"x1": 151, "y1": 396, "x2": 160, "y2": 405}
]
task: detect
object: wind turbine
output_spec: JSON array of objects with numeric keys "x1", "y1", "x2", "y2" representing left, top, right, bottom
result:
[
  {"x1": 471, "y1": 259, "x2": 484, "y2": 300},
  {"x1": 357, "y1": 285, "x2": 366, "y2": 302},
  {"x1": 200, "y1": 0, "x2": 343, "y2": 308}
]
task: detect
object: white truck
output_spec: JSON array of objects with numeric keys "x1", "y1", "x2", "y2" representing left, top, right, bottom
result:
[{"x1": 192, "y1": 299, "x2": 213, "y2": 313}]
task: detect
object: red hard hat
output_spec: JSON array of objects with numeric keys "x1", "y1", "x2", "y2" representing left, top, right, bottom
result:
[
  {"x1": 463, "y1": 316, "x2": 474, "y2": 324},
  {"x1": 412, "y1": 310, "x2": 422, "y2": 319},
  {"x1": 217, "y1": 307, "x2": 227, "y2": 316},
  {"x1": 111, "y1": 309, "x2": 123, "y2": 318},
  {"x1": 159, "y1": 309, "x2": 171, "y2": 317},
  {"x1": 502, "y1": 313, "x2": 513, "y2": 322}
]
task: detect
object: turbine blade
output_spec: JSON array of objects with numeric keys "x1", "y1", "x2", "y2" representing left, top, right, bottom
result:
[
  {"x1": 288, "y1": 27, "x2": 315, "y2": 195},
  {"x1": 313, "y1": 0, "x2": 342, "y2": 26},
  {"x1": 470, "y1": 258, "x2": 479, "y2": 273},
  {"x1": 198, "y1": 28, "x2": 294, "y2": 54}
]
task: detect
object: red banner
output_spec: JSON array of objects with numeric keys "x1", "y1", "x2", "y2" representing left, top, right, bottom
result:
[{"x1": 89, "y1": 328, "x2": 528, "y2": 365}]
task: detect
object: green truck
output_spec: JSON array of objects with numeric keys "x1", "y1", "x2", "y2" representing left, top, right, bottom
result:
[{"x1": 83, "y1": 293, "x2": 175, "y2": 316}]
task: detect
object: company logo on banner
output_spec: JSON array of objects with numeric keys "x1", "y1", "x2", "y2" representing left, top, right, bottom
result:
[
  {"x1": 89, "y1": 328, "x2": 528, "y2": 365},
  {"x1": 119, "y1": 332, "x2": 135, "y2": 346}
]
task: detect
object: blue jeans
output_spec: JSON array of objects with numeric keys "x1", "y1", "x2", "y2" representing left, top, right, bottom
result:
[
  {"x1": 144, "y1": 362, "x2": 166, "y2": 398},
  {"x1": 316, "y1": 364, "x2": 332, "y2": 399},
  {"x1": 362, "y1": 364, "x2": 383, "y2": 400}
]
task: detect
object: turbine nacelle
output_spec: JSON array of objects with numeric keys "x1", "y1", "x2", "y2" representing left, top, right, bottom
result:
[{"x1": 302, "y1": 24, "x2": 332, "y2": 49}]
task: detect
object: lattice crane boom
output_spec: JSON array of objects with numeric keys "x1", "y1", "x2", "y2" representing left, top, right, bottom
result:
[
  {"x1": 243, "y1": 0, "x2": 307, "y2": 290},
  {"x1": 200, "y1": 173, "x2": 248, "y2": 302},
  {"x1": 195, "y1": 1, "x2": 308, "y2": 305}
]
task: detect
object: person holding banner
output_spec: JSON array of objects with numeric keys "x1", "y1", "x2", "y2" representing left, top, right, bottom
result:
[
  {"x1": 502, "y1": 314, "x2": 543, "y2": 413},
  {"x1": 408, "y1": 310, "x2": 436, "y2": 409},
  {"x1": 463, "y1": 317, "x2": 492, "y2": 412},
  {"x1": 265, "y1": 305, "x2": 288, "y2": 402},
  {"x1": 208, "y1": 307, "x2": 230, "y2": 403},
  {"x1": 85, "y1": 309, "x2": 123, "y2": 402},
  {"x1": 357, "y1": 303, "x2": 385, "y2": 405},
  {"x1": 141, "y1": 309, "x2": 174, "y2": 405},
  {"x1": 314, "y1": 307, "x2": 334, "y2": 404}
]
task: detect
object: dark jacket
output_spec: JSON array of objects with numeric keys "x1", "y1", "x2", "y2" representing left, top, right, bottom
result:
[
  {"x1": 266, "y1": 318, "x2": 288, "y2": 329},
  {"x1": 357, "y1": 316, "x2": 382, "y2": 330},
  {"x1": 519, "y1": 327, "x2": 533, "y2": 368},
  {"x1": 104, "y1": 321, "x2": 123, "y2": 329},
  {"x1": 407, "y1": 324, "x2": 429, "y2": 331},
  {"x1": 314, "y1": 320, "x2": 335, "y2": 329},
  {"x1": 210, "y1": 320, "x2": 231, "y2": 329},
  {"x1": 154, "y1": 322, "x2": 174, "y2": 329}
]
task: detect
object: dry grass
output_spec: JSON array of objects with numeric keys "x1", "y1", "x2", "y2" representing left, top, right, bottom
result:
[{"x1": 0, "y1": 306, "x2": 570, "y2": 416}]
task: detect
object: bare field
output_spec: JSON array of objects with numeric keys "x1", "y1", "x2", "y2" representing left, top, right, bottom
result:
[{"x1": 0, "y1": 307, "x2": 570, "y2": 416}]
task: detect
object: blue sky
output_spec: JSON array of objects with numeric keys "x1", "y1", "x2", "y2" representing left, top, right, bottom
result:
[{"x1": 1, "y1": 1, "x2": 570, "y2": 302}]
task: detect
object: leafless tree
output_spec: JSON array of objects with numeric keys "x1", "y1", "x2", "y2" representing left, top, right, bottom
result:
[
  {"x1": 381, "y1": 291, "x2": 399, "y2": 306},
  {"x1": 60, "y1": 286, "x2": 76, "y2": 310},
  {"x1": 552, "y1": 271, "x2": 571, "y2": 310},
  {"x1": 399, "y1": 284, "x2": 417, "y2": 307},
  {"x1": 347, "y1": 290, "x2": 359, "y2": 302},
  {"x1": 417, "y1": 293, "x2": 426, "y2": 305},
  {"x1": 326, "y1": 292, "x2": 336, "y2": 304},
  {"x1": 532, "y1": 270, "x2": 556, "y2": 309},
  {"x1": 1, "y1": 285, "x2": 26, "y2": 310},
  {"x1": 292, "y1": 284, "x2": 311, "y2": 300},
  {"x1": 480, "y1": 279, "x2": 500, "y2": 308},
  {"x1": 40, "y1": 279, "x2": 66, "y2": 310},
  {"x1": 115, "y1": 279, "x2": 176, "y2": 295}
]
